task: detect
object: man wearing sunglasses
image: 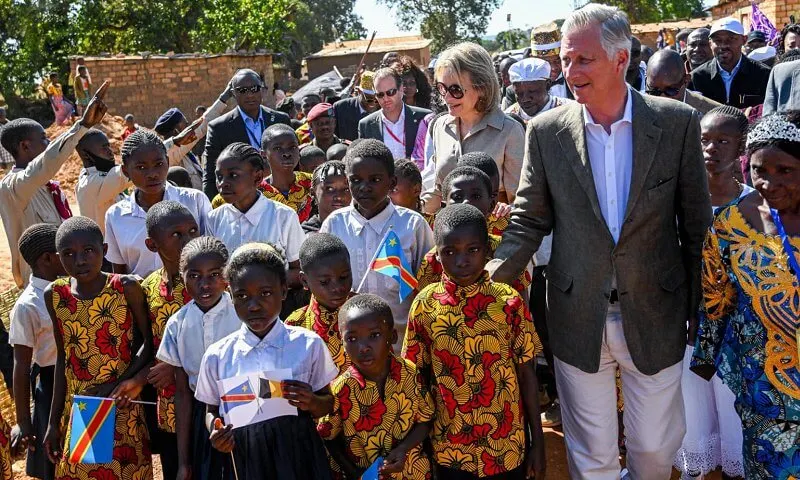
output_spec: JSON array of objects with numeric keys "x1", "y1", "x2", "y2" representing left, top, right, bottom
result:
[
  {"x1": 357, "y1": 68, "x2": 431, "y2": 162},
  {"x1": 202, "y1": 69, "x2": 291, "y2": 199},
  {"x1": 646, "y1": 49, "x2": 721, "y2": 115},
  {"x1": 332, "y1": 70, "x2": 381, "y2": 142}
]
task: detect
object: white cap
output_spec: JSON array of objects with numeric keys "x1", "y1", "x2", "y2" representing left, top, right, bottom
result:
[
  {"x1": 748, "y1": 45, "x2": 777, "y2": 62},
  {"x1": 508, "y1": 58, "x2": 551, "y2": 84},
  {"x1": 710, "y1": 17, "x2": 745, "y2": 37}
]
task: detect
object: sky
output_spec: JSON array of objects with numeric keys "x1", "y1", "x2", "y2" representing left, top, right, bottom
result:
[{"x1": 353, "y1": 0, "x2": 578, "y2": 38}]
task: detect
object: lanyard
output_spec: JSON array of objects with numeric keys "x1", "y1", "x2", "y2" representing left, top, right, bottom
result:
[
  {"x1": 769, "y1": 208, "x2": 800, "y2": 361},
  {"x1": 384, "y1": 122, "x2": 405, "y2": 147},
  {"x1": 244, "y1": 115, "x2": 265, "y2": 150}
]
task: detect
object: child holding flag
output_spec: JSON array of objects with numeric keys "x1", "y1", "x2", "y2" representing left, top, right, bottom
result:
[
  {"x1": 43, "y1": 217, "x2": 153, "y2": 480},
  {"x1": 320, "y1": 140, "x2": 433, "y2": 343}
]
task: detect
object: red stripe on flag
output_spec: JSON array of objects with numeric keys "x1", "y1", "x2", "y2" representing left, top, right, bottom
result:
[
  {"x1": 221, "y1": 394, "x2": 256, "y2": 402},
  {"x1": 371, "y1": 256, "x2": 418, "y2": 288},
  {"x1": 69, "y1": 399, "x2": 115, "y2": 464}
]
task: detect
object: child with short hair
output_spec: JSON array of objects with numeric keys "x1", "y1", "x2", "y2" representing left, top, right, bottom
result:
[
  {"x1": 0, "y1": 82, "x2": 109, "y2": 288},
  {"x1": 416, "y1": 166, "x2": 531, "y2": 295},
  {"x1": 75, "y1": 129, "x2": 131, "y2": 234},
  {"x1": 260, "y1": 124, "x2": 313, "y2": 222},
  {"x1": 43, "y1": 216, "x2": 154, "y2": 479},
  {"x1": 318, "y1": 294, "x2": 434, "y2": 479},
  {"x1": 391, "y1": 158, "x2": 436, "y2": 227},
  {"x1": 122, "y1": 114, "x2": 137, "y2": 141},
  {"x1": 403, "y1": 203, "x2": 545, "y2": 480},
  {"x1": 320, "y1": 139, "x2": 433, "y2": 343},
  {"x1": 10, "y1": 224, "x2": 66, "y2": 480},
  {"x1": 104, "y1": 129, "x2": 211, "y2": 278},
  {"x1": 286, "y1": 233, "x2": 353, "y2": 374},
  {"x1": 157, "y1": 236, "x2": 240, "y2": 480},
  {"x1": 302, "y1": 161, "x2": 351, "y2": 234},
  {"x1": 137, "y1": 200, "x2": 201, "y2": 479},
  {"x1": 299, "y1": 145, "x2": 327, "y2": 174},
  {"x1": 458, "y1": 152, "x2": 511, "y2": 237},
  {"x1": 326, "y1": 143, "x2": 348, "y2": 162},
  {"x1": 196, "y1": 243, "x2": 338, "y2": 478}
]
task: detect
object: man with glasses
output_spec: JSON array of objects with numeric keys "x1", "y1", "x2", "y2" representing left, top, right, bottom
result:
[
  {"x1": 357, "y1": 68, "x2": 431, "y2": 161},
  {"x1": 332, "y1": 70, "x2": 381, "y2": 141},
  {"x1": 646, "y1": 49, "x2": 721, "y2": 115},
  {"x1": 202, "y1": 69, "x2": 291, "y2": 199}
]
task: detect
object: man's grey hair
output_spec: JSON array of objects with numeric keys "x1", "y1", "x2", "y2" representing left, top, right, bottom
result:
[{"x1": 562, "y1": 3, "x2": 633, "y2": 71}]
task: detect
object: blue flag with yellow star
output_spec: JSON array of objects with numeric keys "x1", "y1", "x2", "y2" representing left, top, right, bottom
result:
[
  {"x1": 369, "y1": 230, "x2": 418, "y2": 301},
  {"x1": 221, "y1": 380, "x2": 257, "y2": 414},
  {"x1": 68, "y1": 395, "x2": 116, "y2": 464}
]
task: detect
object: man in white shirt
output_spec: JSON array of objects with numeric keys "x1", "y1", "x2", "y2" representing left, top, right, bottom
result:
[
  {"x1": 357, "y1": 68, "x2": 431, "y2": 162},
  {"x1": 488, "y1": 4, "x2": 711, "y2": 479}
]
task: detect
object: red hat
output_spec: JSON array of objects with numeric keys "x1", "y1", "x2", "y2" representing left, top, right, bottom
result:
[{"x1": 307, "y1": 103, "x2": 334, "y2": 122}]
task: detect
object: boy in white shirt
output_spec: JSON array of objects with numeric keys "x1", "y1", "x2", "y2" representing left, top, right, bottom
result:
[
  {"x1": 75, "y1": 129, "x2": 130, "y2": 233},
  {"x1": 9, "y1": 224, "x2": 66, "y2": 480}
]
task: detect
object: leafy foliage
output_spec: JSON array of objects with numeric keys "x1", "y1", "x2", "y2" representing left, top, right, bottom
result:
[{"x1": 595, "y1": 0, "x2": 705, "y2": 23}]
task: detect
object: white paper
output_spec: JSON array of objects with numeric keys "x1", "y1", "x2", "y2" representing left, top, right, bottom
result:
[{"x1": 217, "y1": 369, "x2": 297, "y2": 429}]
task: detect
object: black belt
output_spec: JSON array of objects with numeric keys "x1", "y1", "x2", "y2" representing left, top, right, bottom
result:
[{"x1": 609, "y1": 289, "x2": 619, "y2": 304}]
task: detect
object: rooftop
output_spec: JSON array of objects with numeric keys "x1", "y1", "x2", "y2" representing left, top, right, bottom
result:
[
  {"x1": 630, "y1": 17, "x2": 713, "y2": 34},
  {"x1": 307, "y1": 35, "x2": 432, "y2": 59}
]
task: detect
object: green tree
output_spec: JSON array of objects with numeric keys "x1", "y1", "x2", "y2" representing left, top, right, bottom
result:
[
  {"x1": 377, "y1": 0, "x2": 502, "y2": 53},
  {"x1": 596, "y1": 0, "x2": 705, "y2": 23},
  {"x1": 495, "y1": 29, "x2": 529, "y2": 51}
]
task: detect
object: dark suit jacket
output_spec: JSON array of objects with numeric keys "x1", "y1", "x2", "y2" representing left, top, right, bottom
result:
[
  {"x1": 690, "y1": 55, "x2": 771, "y2": 109},
  {"x1": 763, "y1": 59, "x2": 800, "y2": 114},
  {"x1": 489, "y1": 90, "x2": 712, "y2": 375},
  {"x1": 333, "y1": 97, "x2": 368, "y2": 142},
  {"x1": 357, "y1": 104, "x2": 432, "y2": 158},
  {"x1": 202, "y1": 106, "x2": 291, "y2": 199}
]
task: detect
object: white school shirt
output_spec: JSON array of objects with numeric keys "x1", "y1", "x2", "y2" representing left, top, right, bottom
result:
[
  {"x1": 9, "y1": 276, "x2": 56, "y2": 367},
  {"x1": 156, "y1": 292, "x2": 241, "y2": 391},
  {"x1": 194, "y1": 320, "x2": 338, "y2": 406},
  {"x1": 320, "y1": 201, "x2": 433, "y2": 326},
  {"x1": 583, "y1": 87, "x2": 634, "y2": 244},
  {"x1": 76, "y1": 166, "x2": 130, "y2": 234},
  {"x1": 381, "y1": 107, "x2": 406, "y2": 160},
  {"x1": 206, "y1": 195, "x2": 303, "y2": 263},
  {"x1": 104, "y1": 184, "x2": 211, "y2": 278}
]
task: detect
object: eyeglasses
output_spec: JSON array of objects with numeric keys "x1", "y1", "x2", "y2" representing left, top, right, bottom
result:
[
  {"x1": 375, "y1": 88, "x2": 398, "y2": 99},
  {"x1": 436, "y1": 82, "x2": 467, "y2": 99},
  {"x1": 646, "y1": 85, "x2": 682, "y2": 97},
  {"x1": 235, "y1": 85, "x2": 263, "y2": 95}
]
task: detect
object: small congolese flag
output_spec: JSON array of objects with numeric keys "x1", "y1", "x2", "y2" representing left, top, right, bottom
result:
[
  {"x1": 369, "y1": 230, "x2": 418, "y2": 301},
  {"x1": 68, "y1": 396, "x2": 115, "y2": 464}
]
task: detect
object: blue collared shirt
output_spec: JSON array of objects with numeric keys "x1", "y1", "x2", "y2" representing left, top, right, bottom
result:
[
  {"x1": 238, "y1": 105, "x2": 265, "y2": 149},
  {"x1": 717, "y1": 56, "x2": 743, "y2": 103}
]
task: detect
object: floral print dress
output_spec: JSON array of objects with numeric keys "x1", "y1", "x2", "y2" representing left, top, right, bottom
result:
[{"x1": 51, "y1": 274, "x2": 152, "y2": 480}]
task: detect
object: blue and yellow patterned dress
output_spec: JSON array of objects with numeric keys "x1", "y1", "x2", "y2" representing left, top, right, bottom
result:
[{"x1": 692, "y1": 200, "x2": 800, "y2": 478}]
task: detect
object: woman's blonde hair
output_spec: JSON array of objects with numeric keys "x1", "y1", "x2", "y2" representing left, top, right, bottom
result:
[{"x1": 434, "y1": 42, "x2": 499, "y2": 114}]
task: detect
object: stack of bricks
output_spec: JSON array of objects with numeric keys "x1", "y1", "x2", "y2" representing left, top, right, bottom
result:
[{"x1": 70, "y1": 53, "x2": 276, "y2": 127}]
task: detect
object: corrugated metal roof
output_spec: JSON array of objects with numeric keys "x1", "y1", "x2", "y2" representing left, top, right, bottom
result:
[
  {"x1": 630, "y1": 17, "x2": 713, "y2": 34},
  {"x1": 307, "y1": 35, "x2": 432, "y2": 59}
]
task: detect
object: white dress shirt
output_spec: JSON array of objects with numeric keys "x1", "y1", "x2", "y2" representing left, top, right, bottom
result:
[
  {"x1": 9, "y1": 275, "x2": 57, "y2": 367},
  {"x1": 156, "y1": 292, "x2": 242, "y2": 391},
  {"x1": 76, "y1": 166, "x2": 130, "y2": 234},
  {"x1": 104, "y1": 184, "x2": 211, "y2": 277},
  {"x1": 382, "y1": 107, "x2": 406, "y2": 160},
  {"x1": 583, "y1": 87, "x2": 634, "y2": 244},
  {"x1": 195, "y1": 320, "x2": 339, "y2": 405},
  {"x1": 206, "y1": 195, "x2": 304, "y2": 263},
  {"x1": 320, "y1": 202, "x2": 433, "y2": 326}
]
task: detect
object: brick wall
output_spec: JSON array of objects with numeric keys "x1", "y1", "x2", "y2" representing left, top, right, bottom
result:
[
  {"x1": 710, "y1": 0, "x2": 798, "y2": 29},
  {"x1": 70, "y1": 53, "x2": 275, "y2": 128}
]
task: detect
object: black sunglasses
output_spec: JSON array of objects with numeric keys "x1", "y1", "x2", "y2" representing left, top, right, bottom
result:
[
  {"x1": 235, "y1": 85, "x2": 263, "y2": 95},
  {"x1": 646, "y1": 85, "x2": 682, "y2": 97},
  {"x1": 436, "y1": 82, "x2": 467, "y2": 99},
  {"x1": 375, "y1": 88, "x2": 399, "y2": 99}
]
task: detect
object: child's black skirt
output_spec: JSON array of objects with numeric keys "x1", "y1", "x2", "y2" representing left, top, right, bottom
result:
[{"x1": 191, "y1": 398, "x2": 233, "y2": 480}]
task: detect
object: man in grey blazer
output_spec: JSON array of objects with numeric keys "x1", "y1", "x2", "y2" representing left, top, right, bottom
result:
[
  {"x1": 763, "y1": 53, "x2": 800, "y2": 114},
  {"x1": 358, "y1": 68, "x2": 431, "y2": 161},
  {"x1": 488, "y1": 4, "x2": 711, "y2": 479}
]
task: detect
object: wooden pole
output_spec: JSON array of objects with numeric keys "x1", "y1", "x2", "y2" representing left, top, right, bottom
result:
[{"x1": 346, "y1": 31, "x2": 377, "y2": 95}]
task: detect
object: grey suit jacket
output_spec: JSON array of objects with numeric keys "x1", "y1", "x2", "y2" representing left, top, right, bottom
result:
[
  {"x1": 683, "y1": 90, "x2": 722, "y2": 115},
  {"x1": 357, "y1": 104, "x2": 431, "y2": 158},
  {"x1": 763, "y1": 59, "x2": 800, "y2": 115},
  {"x1": 490, "y1": 90, "x2": 711, "y2": 375}
]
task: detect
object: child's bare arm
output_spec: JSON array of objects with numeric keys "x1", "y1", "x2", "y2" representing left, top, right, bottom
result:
[
  {"x1": 282, "y1": 381, "x2": 334, "y2": 418},
  {"x1": 381, "y1": 421, "x2": 432, "y2": 474},
  {"x1": 12, "y1": 345, "x2": 34, "y2": 453},
  {"x1": 517, "y1": 360, "x2": 546, "y2": 479},
  {"x1": 110, "y1": 277, "x2": 153, "y2": 402},
  {"x1": 43, "y1": 287, "x2": 66, "y2": 464},
  {"x1": 174, "y1": 368, "x2": 193, "y2": 478},
  {"x1": 324, "y1": 434, "x2": 362, "y2": 480},
  {"x1": 206, "y1": 404, "x2": 234, "y2": 453}
]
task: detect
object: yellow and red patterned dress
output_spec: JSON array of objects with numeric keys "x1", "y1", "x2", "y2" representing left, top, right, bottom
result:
[
  {"x1": 486, "y1": 214, "x2": 508, "y2": 237},
  {"x1": 403, "y1": 272, "x2": 541, "y2": 477},
  {"x1": 317, "y1": 354, "x2": 435, "y2": 480},
  {"x1": 211, "y1": 172, "x2": 314, "y2": 222},
  {"x1": 51, "y1": 274, "x2": 152, "y2": 480},
  {"x1": 415, "y1": 234, "x2": 531, "y2": 296},
  {"x1": 285, "y1": 295, "x2": 350, "y2": 375},
  {"x1": 142, "y1": 269, "x2": 191, "y2": 433}
]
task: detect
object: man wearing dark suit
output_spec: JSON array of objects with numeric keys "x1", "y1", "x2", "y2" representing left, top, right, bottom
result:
[
  {"x1": 646, "y1": 48, "x2": 722, "y2": 115},
  {"x1": 332, "y1": 70, "x2": 381, "y2": 141},
  {"x1": 690, "y1": 18, "x2": 771, "y2": 109},
  {"x1": 357, "y1": 68, "x2": 431, "y2": 161},
  {"x1": 488, "y1": 5, "x2": 711, "y2": 479},
  {"x1": 202, "y1": 69, "x2": 291, "y2": 199}
]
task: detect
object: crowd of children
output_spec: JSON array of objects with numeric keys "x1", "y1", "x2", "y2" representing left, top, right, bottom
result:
[{"x1": 0, "y1": 81, "x2": 550, "y2": 480}]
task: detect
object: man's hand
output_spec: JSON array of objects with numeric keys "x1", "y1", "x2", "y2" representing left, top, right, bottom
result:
[
  {"x1": 220, "y1": 81, "x2": 234, "y2": 103},
  {"x1": 79, "y1": 81, "x2": 110, "y2": 128}
]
